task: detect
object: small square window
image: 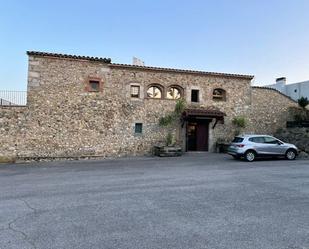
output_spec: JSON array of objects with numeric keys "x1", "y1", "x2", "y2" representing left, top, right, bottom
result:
[
  {"x1": 135, "y1": 123, "x2": 143, "y2": 134},
  {"x1": 89, "y1": 80, "x2": 100, "y2": 92},
  {"x1": 191, "y1": 89, "x2": 199, "y2": 102},
  {"x1": 131, "y1": 86, "x2": 140, "y2": 98}
]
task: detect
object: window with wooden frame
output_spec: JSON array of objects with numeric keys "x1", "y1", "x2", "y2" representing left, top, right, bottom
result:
[
  {"x1": 130, "y1": 85, "x2": 140, "y2": 98},
  {"x1": 86, "y1": 78, "x2": 102, "y2": 92},
  {"x1": 212, "y1": 88, "x2": 226, "y2": 101}
]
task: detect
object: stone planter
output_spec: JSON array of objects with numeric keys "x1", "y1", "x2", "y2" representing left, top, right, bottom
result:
[
  {"x1": 0, "y1": 156, "x2": 16, "y2": 164},
  {"x1": 216, "y1": 143, "x2": 230, "y2": 153},
  {"x1": 153, "y1": 146, "x2": 182, "y2": 157}
]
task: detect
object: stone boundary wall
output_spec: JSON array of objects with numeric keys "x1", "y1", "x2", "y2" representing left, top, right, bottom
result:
[
  {"x1": 0, "y1": 106, "x2": 28, "y2": 157},
  {"x1": 247, "y1": 87, "x2": 297, "y2": 135},
  {"x1": 275, "y1": 127, "x2": 309, "y2": 153}
]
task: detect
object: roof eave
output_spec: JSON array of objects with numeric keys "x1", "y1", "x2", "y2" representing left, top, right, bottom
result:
[
  {"x1": 26, "y1": 51, "x2": 254, "y2": 79},
  {"x1": 26, "y1": 51, "x2": 112, "y2": 64},
  {"x1": 110, "y1": 63, "x2": 254, "y2": 80}
]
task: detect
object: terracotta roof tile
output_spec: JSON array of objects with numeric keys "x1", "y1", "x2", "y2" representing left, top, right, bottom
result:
[
  {"x1": 110, "y1": 63, "x2": 254, "y2": 79},
  {"x1": 183, "y1": 108, "x2": 226, "y2": 117},
  {"x1": 27, "y1": 51, "x2": 254, "y2": 79},
  {"x1": 27, "y1": 51, "x2": 112, "y2": 63}
]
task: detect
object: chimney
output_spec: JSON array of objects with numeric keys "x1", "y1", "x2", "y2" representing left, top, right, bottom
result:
[
  {"x1": 276, "y1": 77, "x2": 286, "y2": 85},
  {"x1": 132, "y1": 57, "x2": 145, "y2": 66}
]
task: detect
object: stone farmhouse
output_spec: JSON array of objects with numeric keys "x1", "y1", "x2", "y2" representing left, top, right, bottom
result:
[{"x1": 0, "y1": 51, "x2": 297, "y2": 159}]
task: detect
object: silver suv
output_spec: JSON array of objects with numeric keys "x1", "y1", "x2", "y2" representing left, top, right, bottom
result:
[{"x1": 227, "y1": 135, "x2": 298, "y2": 162}]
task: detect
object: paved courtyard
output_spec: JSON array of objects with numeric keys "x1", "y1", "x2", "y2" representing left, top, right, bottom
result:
[{"x1": 0, "y1": 153, "x2": 309, "y2": 249}]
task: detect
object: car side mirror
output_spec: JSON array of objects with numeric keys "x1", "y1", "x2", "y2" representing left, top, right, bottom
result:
[{"x1": 277, "y1": 141, "x2": 283, "y2": 145}]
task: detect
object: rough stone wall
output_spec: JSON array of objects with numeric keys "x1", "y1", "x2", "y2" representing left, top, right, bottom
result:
[
  {"x1": 0, "y1": 55, "x2": 298, "y2": 159},
  {"x1": 109, "y1": 64, "x2": 252, "y2": 152},
  {"x1": 246, "y1": 87, "x2": 297, "y2": 135},
  {"x1": 23, "y1": 56, "x2": 173, "y2": 157},
  {"x1": 0, "y1": 106, "x2": 29, "y2": 157}
]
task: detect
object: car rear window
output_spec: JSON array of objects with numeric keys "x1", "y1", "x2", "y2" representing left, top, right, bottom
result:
[{"x1": 232, "y1": 137, "x2": 244, "y2": 143}]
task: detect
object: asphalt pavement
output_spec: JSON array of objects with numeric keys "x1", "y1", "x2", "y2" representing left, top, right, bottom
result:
[{"x1": 0, "y1": 153, "x2": 309, "y2": 249}]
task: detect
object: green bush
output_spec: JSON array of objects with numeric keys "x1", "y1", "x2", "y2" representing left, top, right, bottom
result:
[
  {"x1": 232, "y1": 116, "x2": 246, "y2": 128},
  {"x1": 232, "y1": 116, "x2": 246, "y2": 136},
  {"x1": 165, "y1": 132, "x2": 174, "y2": 146},
  {"x1": 159, "y1": 114, "x2": 174, "y2": 127},
  {"x1": 174, "y1": 98, "x2": 186, "y2": 115},
  {"x1": 159, "y1": 99, "x2": 186, "y2": 127},
  {"x1": 159, "y1": 99, "x2": 186, "y2": 146},
  {"x1": 298, "y1": 97, "x2": 309, "y2": 109},
  {"x1": 291, "y1": 106, "x2": 309, "y2": 122}
]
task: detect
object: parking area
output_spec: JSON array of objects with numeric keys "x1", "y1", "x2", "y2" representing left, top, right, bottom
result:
[{"x1": 0, "y1": 153, "x2": 309, "y2": 249}]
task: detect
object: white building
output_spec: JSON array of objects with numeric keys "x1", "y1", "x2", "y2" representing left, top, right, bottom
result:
[{"x1": 265, "y1": 77, "x2": 309, "y2": 101}]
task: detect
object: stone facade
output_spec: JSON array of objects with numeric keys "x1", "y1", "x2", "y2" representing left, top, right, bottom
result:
[{"x1": 0, "y1": 52, "x2": 299, "y2": 159}]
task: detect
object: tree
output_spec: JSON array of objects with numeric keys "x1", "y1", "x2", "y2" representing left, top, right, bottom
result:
[
  {"x1": 232, "y1": 116, "x2": 246, "y2": 136},
  {"x1": 159, "y1": 99, "x2": 186, "y2": 146},
  {"x1": 298, "y1": 97, "x2": 309, "y2": 109}
]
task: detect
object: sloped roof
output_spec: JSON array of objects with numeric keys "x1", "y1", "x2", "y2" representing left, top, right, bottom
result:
[
  {"x1": 27, "y1": 51, "x2": 254, "y2": 79},
  {"x1": 27, "y1": 51, "x2": 112, "y2": 63},
  {"x1": 183, "y1": 108, "x2": 226, "y2": 118},
  {"x1": 110, "y1": 63, "x2": 254, "y2": 79}
]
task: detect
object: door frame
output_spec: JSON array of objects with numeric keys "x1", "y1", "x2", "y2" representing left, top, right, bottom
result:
[{"x1": 185, "y1": 118, "x2": 211, "y2": 152}]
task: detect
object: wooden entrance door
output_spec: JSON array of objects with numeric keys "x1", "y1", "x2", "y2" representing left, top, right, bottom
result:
[
  {"x1": 187, "y1": 121, "x2": 209, "y2": 151},
  {"x1": 196, "y1": 122, "x2": 209, "y2": 151}
]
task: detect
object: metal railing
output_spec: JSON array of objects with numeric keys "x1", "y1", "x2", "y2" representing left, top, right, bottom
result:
[{"x1": 0, "y1": 91, "x2": 27, "y2": 106}]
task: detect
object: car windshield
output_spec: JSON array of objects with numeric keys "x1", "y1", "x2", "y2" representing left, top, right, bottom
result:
[{"x1": 232, "y1": 137, "x2": 244, "y2": 143}]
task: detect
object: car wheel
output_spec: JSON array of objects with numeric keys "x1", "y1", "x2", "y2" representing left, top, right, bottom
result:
[
  {"x1": 244, "y1": 150, "x2": 256, "y2": 162},
  {"x1": 285, "y1": 149, "x2": 296, "y2": 160}
]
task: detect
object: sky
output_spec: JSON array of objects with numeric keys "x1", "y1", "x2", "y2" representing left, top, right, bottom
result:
[{"x1": 0, "y1": 0, "x2": 309, "y2": 90}]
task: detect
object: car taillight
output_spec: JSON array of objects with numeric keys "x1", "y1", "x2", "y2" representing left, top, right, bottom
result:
[{"x1": 236, "y1": 144, "x2": 245, "y2": 148}]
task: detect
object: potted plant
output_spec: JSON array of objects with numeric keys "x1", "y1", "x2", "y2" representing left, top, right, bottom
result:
[{"x1": 154, "y1": 99, "x2": 186, "y2": 157}]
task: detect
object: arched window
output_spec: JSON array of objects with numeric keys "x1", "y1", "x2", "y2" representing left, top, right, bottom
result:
[
  {"x1": 213, "y1": 88, "x2": 226, "y2": 101},
  {"x1": 146, "y1": 85, "x2": 163, "y2": 99},
  {"x1": 166, "y1": 86, "x2": 183, "y2": 100}
]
